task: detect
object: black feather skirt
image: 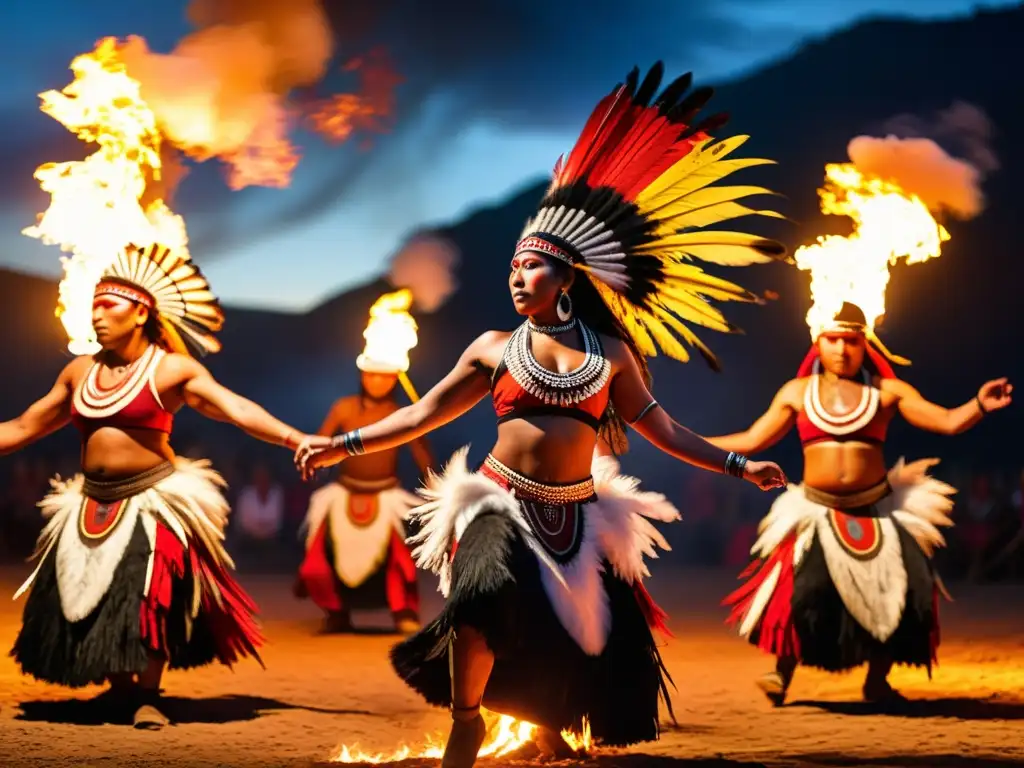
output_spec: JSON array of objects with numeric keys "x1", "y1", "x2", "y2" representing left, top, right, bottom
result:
[
  {"x1": 390, "y1": 505, "x2": 672, "y2": 747},
  {"x1": 11, "y1": 519, "x2": 219, "y2": 687}
]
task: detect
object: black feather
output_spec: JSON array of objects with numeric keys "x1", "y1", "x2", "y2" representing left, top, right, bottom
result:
[
  {"x1": 633, "y1": 62, "x2": 665, "y2": 108},
  {"x1": 668, "y1": 85, "x2": 715, "y2": 124},
  {"x1": 655, "y1": 72, "x2": 693, "y2": 115}
]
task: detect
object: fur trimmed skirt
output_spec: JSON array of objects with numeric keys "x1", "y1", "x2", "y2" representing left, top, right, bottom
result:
[
  {"x1": 297, "y1": 478, "x2": 420, "y2": 617},
  {"x1": 724, "y1": 458, "x2": 956, "y2": 673},
  {"x1": 389, "y1": 448, "x2": 680, "y2": 747},
  {"x1": 11, "y1": 458, "x2": 263, "y2": 687}
]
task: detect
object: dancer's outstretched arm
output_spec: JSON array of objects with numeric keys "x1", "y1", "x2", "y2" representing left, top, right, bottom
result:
[
  {"x1": 607, "y1": 339, "x2": 787, "y2": 490},
  {"x1": 295, "y1": 331, "x2": 501, "y2": 478},
  {"x1": 887, "y1": 377, "x2": 1012, "y2": 435},
  {"x1": 166, "y1": 354, "x2": 322, "y2": 450},
  {"x1": 0, "y1": 359, "x2": 86, "y2": 455},
  {"x1": 705, "y1": 379, "x2": 803, "y2": 455}
]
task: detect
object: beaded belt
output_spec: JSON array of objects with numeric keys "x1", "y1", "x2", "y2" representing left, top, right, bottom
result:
[
  {"x1": 337, "y1": 475, "x2": 398, "y2": 493},
  {"x1": 482, "y1": 454, "x2": 595, "y2": 504},
  {"x1": 803, "y1": 479, "x2": 891, "y2": 513},
  {"x1": 82, "y1": 461, "x2": 175, "y2": 503}
]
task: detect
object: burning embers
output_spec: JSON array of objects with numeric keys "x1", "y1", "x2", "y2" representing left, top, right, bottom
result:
[{"x1": 331, "y1": 709, "x2": 593, "y2": 764}]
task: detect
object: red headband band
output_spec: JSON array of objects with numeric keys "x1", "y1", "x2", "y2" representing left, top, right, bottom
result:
[{"x1": 94, "y1": 281, "x2": 155, "y2": 310}]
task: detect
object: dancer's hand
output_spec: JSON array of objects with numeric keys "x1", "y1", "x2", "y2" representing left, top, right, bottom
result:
[
  {"x1": 293, "y1": 435, "x2": 338, "y2": 481},
  {"x1": 978, "y1": 378, "x2": 1012, "y2": 413},
  {"x1": 743, "y1": 460, "x2": 788, "y2": 491}
]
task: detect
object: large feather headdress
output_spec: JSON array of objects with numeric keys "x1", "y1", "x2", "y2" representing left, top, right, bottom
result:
[
  {"x1": 94, "y1": 243, "x2": 224, "y2": 357},
  {"x1": 516, "y1": 62, "x2": 789, "y2": 370}
]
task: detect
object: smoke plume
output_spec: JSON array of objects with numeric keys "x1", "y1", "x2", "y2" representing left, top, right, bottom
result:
[
  {"x1": 386, "y1": 232, "x2": 461, "y2": 313},
  {"x1": 119, "y1": 0, "x2": 398, "y2": 192},
  {"x1": 848, "y1": 101, "x2": 998, "y2": 220}
]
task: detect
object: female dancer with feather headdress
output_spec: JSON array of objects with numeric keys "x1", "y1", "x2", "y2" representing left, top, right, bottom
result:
[
  {"x1": 712, "y1": 301, "x2": 1012, "y2": 705},
  {"x1": 1, "y1": 244, "x2": 329, "y2": 728},
  {"x1": 296, "y1": 63, "x2": 789, "y2": 767}
]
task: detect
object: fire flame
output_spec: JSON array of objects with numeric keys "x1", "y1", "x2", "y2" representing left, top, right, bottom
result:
[
  {"x1": 331, "y1": 711, "x2": 593, "y2": 764},
  {"x1": 357, "y1": 289, "x2": 418, "y2": 374},
  {"x1": 22, "y1": 38, "x2": 189, "y2": 355},
  {"x1": 794, "y1": 163, "x2": 950, "y2": 340}
]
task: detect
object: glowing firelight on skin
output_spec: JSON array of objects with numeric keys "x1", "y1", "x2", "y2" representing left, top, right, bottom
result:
[
  {"x1": 331, "y1": 711, "x2": 593, "y2": 764},
  {"x1": 21, "y1": 37, "x2": 189, "y2": 356},
  {"x1": 795, "y1": 163, "x2": 950, "y2": 341}
]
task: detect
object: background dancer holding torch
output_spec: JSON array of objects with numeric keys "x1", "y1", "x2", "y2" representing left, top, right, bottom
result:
[{"x1": 295, "y1": 289, "x2": 436, "y2": 634}]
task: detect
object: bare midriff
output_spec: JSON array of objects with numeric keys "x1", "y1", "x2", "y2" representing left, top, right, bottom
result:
[{"x1": 490, "y1": 417, "x2": 597, "y2": 484}]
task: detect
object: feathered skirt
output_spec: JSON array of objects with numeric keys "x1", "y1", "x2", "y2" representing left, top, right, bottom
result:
[
  {"x1": 296, "y1": 476, "x2": 420, "y2": 618},
  {"x1": 724, "y1": 459, "x2": 956, "y2": 673},
  {"x1": 11, "y1": 458, "x2": 263, "y2": 688},
  {"x1": 389, "y1": 448, "x2": 680, "y2": 747}
]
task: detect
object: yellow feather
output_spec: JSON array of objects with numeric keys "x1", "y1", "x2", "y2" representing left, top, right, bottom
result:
[
  {"x1": 635, "y1": 135, "x2": 750, "y2": 203},
  {"x1": 654, "y1": 285, "x2": 733, "y2": 330},
  {"x1": 640, "y1": 310, "x2": 691, "y2": 360},
  {"x1": 661, "y1": 263, "x2": 759, "y2": 302},
  {"x1": 655, "y1": 204, "x2": 786, "y2": 233}
]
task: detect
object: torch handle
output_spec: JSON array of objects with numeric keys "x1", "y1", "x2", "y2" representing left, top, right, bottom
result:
[{"x1": 397, "y1": 371, "x2": 421, "y2": 403}]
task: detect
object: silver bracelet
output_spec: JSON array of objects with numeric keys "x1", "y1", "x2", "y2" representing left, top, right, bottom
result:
[
  {"x1": 724, "y1": 451, "x2": 748, "y2": 478},
  {"x1": 330, "y1": 429, "x2": 365, "y2": 456},
  {"x1": 629, "y1": 400, "x2": 659, "y2": 425}
]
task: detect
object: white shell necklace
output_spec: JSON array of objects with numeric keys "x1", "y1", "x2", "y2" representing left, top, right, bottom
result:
[
  {"x1": 803, "y1": 359, "x2": 879, "y2": 436},
  {"x1": 503, "y1": 319, "x2": 611, "y2": 406}
]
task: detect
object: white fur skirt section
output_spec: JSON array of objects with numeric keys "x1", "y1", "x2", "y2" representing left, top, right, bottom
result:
[
  {"x1": 744, "y1": 458, "x2": 956, "y2": 642},
  {"x1": 406, "y1": 447, "x2": 680, "y2": 656},
  {"x1": 15, "y1": 458, "x2": 232, "y2": 624},
  {"x1": 301, "y1": 482, "x2": 418, "y2": 588}
]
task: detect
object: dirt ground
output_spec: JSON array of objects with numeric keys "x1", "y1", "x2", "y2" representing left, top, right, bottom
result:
[{"x1": 0, "y1": 565, "x2": 1021, "y2": 768}]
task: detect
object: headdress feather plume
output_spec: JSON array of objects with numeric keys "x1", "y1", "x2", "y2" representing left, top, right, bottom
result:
[
  {"x1": 96, "y1": 243, "x2": 224, "y2": 357},
  {"x1": 517, "y1": 62, "x2": 789, "y2": 370}
]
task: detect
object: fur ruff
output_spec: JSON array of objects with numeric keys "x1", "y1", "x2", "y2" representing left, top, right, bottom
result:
[
  {"x1": 15, "y1": 458, "x2": 234, "y2": 625},
  {"x1": 406, "y1": 447, "x2": 679, "y2": 656},
  {"x1": 301, "y1": 482, "x2": 417, "y2": 588},
  {"x1": 738, "y1": 458, "x2": 955, "y2": 642}
]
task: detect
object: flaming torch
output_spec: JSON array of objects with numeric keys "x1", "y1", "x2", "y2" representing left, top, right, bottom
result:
[
  {"x1": 357, "y1": 289, "x2": 421, "y2": 402},
  {"x1": 794, "y1": 161, "x2": 950, "y2": 363},
  {"x1": 22, "y1": 38, "x2": 189, "y2": 355}
]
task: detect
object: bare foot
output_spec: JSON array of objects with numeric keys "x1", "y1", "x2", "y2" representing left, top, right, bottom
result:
[
  {"x1": 535, "y1": 727, "x2": 576, "y2": 760},
  {"x1": 440, "y1": 713, "x2": 486, "y2": 768},
  {"x1": 133, "y1": 700, "x2": 169, "y2": 730},
  {"x1": 863, "y1": 679, "x2": 908, "y2": 704},
  {"x1": 320, "y1": 611, "x2": 354, "y2": 635},
  {"x1": 395, "y1": 617, "x2": 421, "y2": 635},
  {"x1": 756, "y1": 672, "x2": 788, "y2": 707}
]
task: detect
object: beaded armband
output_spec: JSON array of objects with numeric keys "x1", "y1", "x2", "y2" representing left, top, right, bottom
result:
[
  {"x1": 724, "y1": 451, "x2": 748, "y2": 479},
  {"x1": 331, "y1": 429, "x2": 365, "y2": 456}
]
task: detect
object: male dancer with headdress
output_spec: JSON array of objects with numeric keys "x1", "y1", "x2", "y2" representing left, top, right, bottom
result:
[
  {"x1": 2, "y1": 243, "x2": 328, "y2": 728},
  {"x1": 294, "y1": 351, "x2": 435, "y2": 634},
  {"x1": 712, "y1": 300, "x2": 1011, "y2": 704}
]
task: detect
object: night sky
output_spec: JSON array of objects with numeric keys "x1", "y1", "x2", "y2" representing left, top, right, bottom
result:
[{"x1": 0, "y1": 0, "x2": 1015, "y2": 310}]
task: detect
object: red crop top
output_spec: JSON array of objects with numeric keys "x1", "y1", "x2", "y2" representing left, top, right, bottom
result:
[
  {"x1": 70, "y1": 345, "x2": 174, "y2": 436},
  {"x1": 486, "y1": 322, "x2": 612, "y2": 431},
  {"x1": 491, "y1": 364, "x2": 610, "y2": 430},
  {"x1": 796, "y1": 371, "x2": 888, "y2": 447}
]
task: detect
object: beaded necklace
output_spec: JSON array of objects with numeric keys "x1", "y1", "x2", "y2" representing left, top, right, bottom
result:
[{"x1": 503, "y1": 319, "x2": 611, "y2": 407}]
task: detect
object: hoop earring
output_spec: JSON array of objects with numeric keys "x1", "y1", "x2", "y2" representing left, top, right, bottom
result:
[{"x1": 556, "y1": 290, "x2": 573, "y2": 322}]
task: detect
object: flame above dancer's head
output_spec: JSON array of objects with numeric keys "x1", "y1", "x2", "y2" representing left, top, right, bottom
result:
[
  {"x1": 795, "y1": 121, "x2": 993, "y2": 377},
  {"x1": 23, "y1": 1, "x2": 400, "y2": 355}
]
